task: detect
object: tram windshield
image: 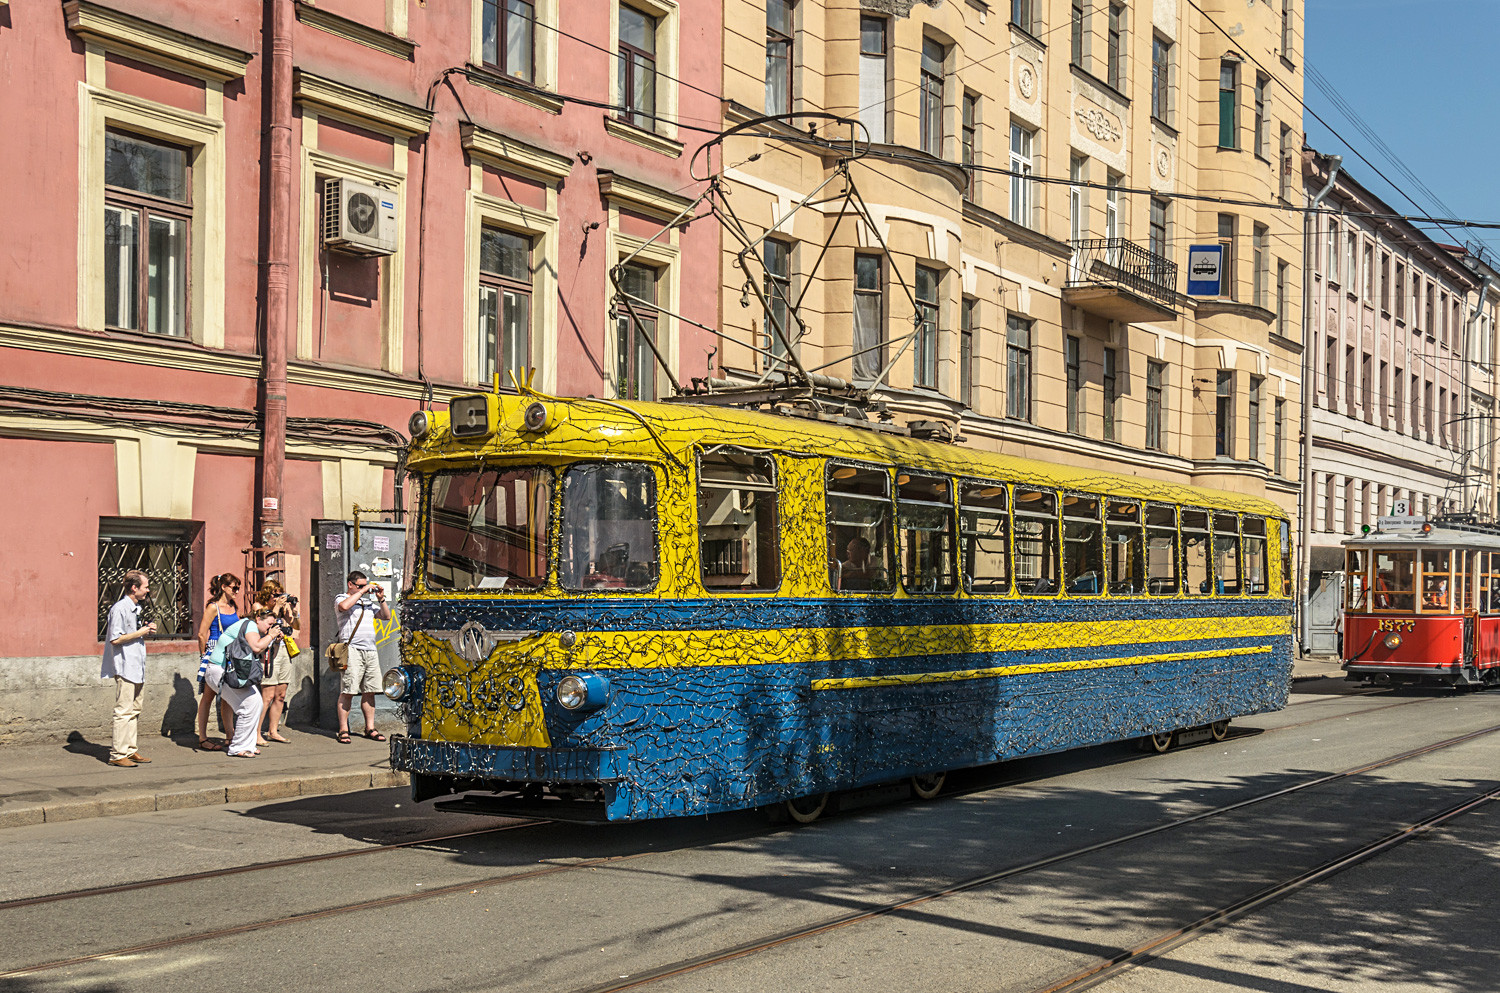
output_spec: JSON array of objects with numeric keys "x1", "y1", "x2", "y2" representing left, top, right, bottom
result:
[
  {"x1": 426, "y1": 468, "x2": 552, "y2": 591},
  {"x1": 560, "y1": 463, "x2": 659, "y2": 591},
  {"x1": 1371, "y1": 550, "x2": 1415, "y2": 612},
  {"x1": 1345, "y1": 549, "x2": 1366, "y2": 611},
  {"x1": 1420, "y1": 549, "x2": 1452, "y2": 612}
]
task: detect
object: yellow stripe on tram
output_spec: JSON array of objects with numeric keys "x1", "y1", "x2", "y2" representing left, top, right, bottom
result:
[{"x1": 811, "y1": 645, "x2": 1278, "y2": 691}]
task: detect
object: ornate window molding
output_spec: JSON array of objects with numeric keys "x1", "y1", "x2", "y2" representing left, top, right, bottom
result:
[
  {"x1": 292, "y1": 70, "x2": 432, "y2": 138},
  {"x1": 459, "y1": 123, "x2": 573, "y2": 183},
  {"x1": 64, "y1": 0, "x2": 253, "y2": 82},
  {"x1": 294, "y1": 2, "x2": 416, "y2": 60}
]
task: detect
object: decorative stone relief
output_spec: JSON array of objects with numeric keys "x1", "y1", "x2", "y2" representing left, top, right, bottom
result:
[
  {"x1": 1076, "y1": 107, "x2": 1121, "y2": 143},
  {"x1": 1156, "y1": 148, "x2": 1171, "y2": 178},
  {"x1": 859, "y1": 0, "x2": 942, "y2": 15},
  {"x1": 1018, "y1": 64, "x2": 1035, "y2": 99}
]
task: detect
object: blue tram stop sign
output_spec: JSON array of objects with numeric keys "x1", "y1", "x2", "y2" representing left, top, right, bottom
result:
[{"x1": 1186, "y1": 245, "x2": 1224, "y2": 296}]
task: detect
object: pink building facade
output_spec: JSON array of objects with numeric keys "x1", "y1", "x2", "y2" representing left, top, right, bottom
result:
[{"x1": 0, "y1": 0, "x2": 722, "y2": 741}]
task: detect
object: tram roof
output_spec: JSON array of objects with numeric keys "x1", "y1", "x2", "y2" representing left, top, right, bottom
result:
[
  {"x1": 1342, "y1": 523, "x2": 1500, "y2": 550},
  {"x1": 410, "y1": 394, "x2": 1286, "y2": 518}
]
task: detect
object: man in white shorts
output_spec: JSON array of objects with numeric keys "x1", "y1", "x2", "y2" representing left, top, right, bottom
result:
[{"x1": 334, "y1": 570, "x2": 391, "y2": 744}]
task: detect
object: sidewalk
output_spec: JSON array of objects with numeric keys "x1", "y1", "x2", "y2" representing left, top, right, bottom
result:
[
  {"x1": 0, "y1": 725, "x2": 406, "y2": 830},
  {"x1": 1292, "y1": 653, "x2": 1346, "y2": 682}
]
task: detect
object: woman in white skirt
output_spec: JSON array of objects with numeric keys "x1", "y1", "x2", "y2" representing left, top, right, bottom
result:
[{"x1": 216, "y1": 608, "x2": 283, "y2": 758}]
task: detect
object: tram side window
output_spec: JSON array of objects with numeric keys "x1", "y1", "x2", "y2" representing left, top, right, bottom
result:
[
  {"x1": 559, "y1": 463, "x2": 659, "y2": 591},
  {"x1": 1213, "y1": 513, "x2": 1241, "y2": 595},
  {"x1": 1242, "y1": 517, "x2": 1268, "y2": 596},
  {"x1": 1145, "y1": 504, "x2": 1179, "y2": 595},
  {"x1": 1182, "y1": 509, "x2": 1212, "y2": 595},
  {"x1": 828, "y1": 464, "x2": 895, "y2": 592},
  {"x1": 959, "y1": 481, "x2": 1010, "y2": 594},
  {"x1": 898, "y1": 472, "x2": 957, "y2": 594},
  {"x1": 426, "y1": 468, "x2": 553, "y2": 591},
  {"x1": 1106, "y1": 501, "x2": 1144, "y2": 595},
  {"x1": 1345, "y1": 550, "x2": 1367, "y2": 611},
  {"x1": 1280, "y1": 520, "x2": 1293, "y2": 598},
  {"x1": 1014, "y1": 488, "x2": 1060, "y2": 595},
  {"x1": 1483, "y1": 552, "x2": 1500, "y2": 613},
  {"x1": 698, "y1": 450, "x2": 780, "y2": 592},
  {"x1": 1421, "y1": 549, "x2": 1452, "y2": 612},
  {"x1": 1063, "y1": 495, "x2": 1104, "y2": 596},
  {"x1": 1372, "y1": 550, "x2": 1415, "y2": 612}
]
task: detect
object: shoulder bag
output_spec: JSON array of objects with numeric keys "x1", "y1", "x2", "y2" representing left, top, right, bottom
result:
[
  {"x1": 221, "y1": 621, "x2": 264, "y2": 690},
  {"x1": 325, "y1": 604, "x2": 365, "y2": 672}
]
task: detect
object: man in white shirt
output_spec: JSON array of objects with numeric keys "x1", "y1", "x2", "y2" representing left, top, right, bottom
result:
[
  {"x1": 334, "y1": 570, "x2": 391, "y2": 744},
  {"x1": 101, "y1": 569, "x2": 156, "y2": 767}
]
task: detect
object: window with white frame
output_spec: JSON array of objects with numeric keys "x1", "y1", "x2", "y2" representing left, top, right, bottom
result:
[
  {"x1": 104, "y1": 131, "x2": 190, "y2": 338},
  {"x1": 1151, "y1": 35, "x2": 1172, "y2": 123},
  {"x1": 962, "y1": 92, "x2": 979, "y2": 200},
  {"x1": 1009, "y1": 123, "x2": 1035, "y2": 226},
  {"x1": 858, "y1": 16, "x2": 888, "y2": 143},
  {"x1": 1107, "y1": 4, "x2": 1125, "y2": 90},
  {"x1": 478, "y1": 227, "x2": 533, "y2": 385},
  {"x1": 614, "y1": 261, "x2": 662, "y2": 401}
]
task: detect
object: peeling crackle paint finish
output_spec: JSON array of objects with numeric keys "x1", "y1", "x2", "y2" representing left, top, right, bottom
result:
[{"x1": 390, "y1": 395, "x2": 1294, "y2": 821}]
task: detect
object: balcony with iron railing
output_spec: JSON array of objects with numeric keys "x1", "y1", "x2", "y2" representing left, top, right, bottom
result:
[{"x1": 1063, "y1": 238, "x2": 1179, "y2": 322}]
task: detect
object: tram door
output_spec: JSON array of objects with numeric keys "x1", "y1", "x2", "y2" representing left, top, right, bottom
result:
[{"x1": 311, "y1": 519, "x2": 406, "y2": 729}]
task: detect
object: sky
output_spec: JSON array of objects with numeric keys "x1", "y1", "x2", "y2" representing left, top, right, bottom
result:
[{"x1": 1302, "y1": 0, "x2": 1500, "y2": 258}]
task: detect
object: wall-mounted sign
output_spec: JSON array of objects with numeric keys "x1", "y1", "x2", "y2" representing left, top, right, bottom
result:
[{"x1": 1186, "y1": 245, "x2": 1224, "y2": 296}]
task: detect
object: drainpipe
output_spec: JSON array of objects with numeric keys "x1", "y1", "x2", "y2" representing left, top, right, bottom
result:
[
  {"x1": 1297, "y1": 153, "x2": 1341, "y2": 653},
  {"x1": 258, "y1": 0, "x2": 294, "y2": 553},
  {"x1": 1464, "y1": 270, "x2": 1491, "y2": 515}
]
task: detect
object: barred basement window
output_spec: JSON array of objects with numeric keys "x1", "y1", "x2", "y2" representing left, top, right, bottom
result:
[{"x1": 98, "y1": 518, "x2": 202, "y2": 641}]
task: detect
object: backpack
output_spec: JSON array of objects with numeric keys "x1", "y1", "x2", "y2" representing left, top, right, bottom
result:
[{"x1": 219, "y1": 619, "x2": 264, "y2": 690}]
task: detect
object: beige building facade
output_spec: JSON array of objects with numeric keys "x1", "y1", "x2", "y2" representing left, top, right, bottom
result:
[{"x1": 716, "y1": 0, "x2": 1305, "y2": 521}]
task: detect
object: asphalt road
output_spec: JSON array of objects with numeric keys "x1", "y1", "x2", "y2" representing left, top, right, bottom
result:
[{"x1": 4, "y1": 675, "x2": 1499, "y2": 993}]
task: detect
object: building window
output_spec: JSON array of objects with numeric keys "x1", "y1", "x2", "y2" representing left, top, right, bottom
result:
[
  {"x1": 1344, "y1": 345, "x2": 1355, "y2": 410},
  {"x1": 1071, "y1": 0, "x2": 1086, "y2": 67},
  {"x1": 1425, "y1": 283, "x2": 1435, "y2": 336},
  {"x1": 1216, "y1": 370, "x2": 1234, "y2": 457},
  {"x1": 1105, "y1": 172, "x2": 1121, "y2": 241},
  {"x1": 1323, "y1": 335, "x2": 1336, "y2": 409},
  {"x1": 1362, "y1": 351, "x2": 1373, "y2": 419},
  {"x1": 1412, "y1": 373, "x2": 1421, "y2": 438},
  {"x1": 859, "y1": 16, "x2": 888, "y2": 143},
  {"x1": 1276, "y1": 259, "x2": 1289, "y2": 336},
  {"x1": 1380, "y1": 252, "x2": 1391, "y2": 311},
  {"x1": 1066, "y1": 335, "x2": 1083, "y2": 434},
  {"x1": 1274, "y1": 398, "x2": 1285, "y2": 476},
  {"x1": 914, "y1": 264, "x2": 940, "y2": 389},
  {"x1": 1281, "y1": 0, "x2": 1294, "y2": 60},
  {"x1": 1102, "y1": 347, "x2": 1118, "y2": 442},
  {"x1": 1279, "y1": 123, "x2": 1292, "y2": 199},
  {"x1": 1248, "y1": 376, "x2": 1263, "y2": 463},
  {"x1": 960, "y1": 298, "x2": 976, "y2": 406},
  {"x1": 1253, "y1": 74, "x2": 1268, "y2": 158},
  {"x1": 104, "y1": 131, "x2": 190, "y2": 338},
  {"x1": 1012, "y1": 0, "x2": 1037, "y2": 33},
  {"x1": 1253, "y1": 224, "x2": 1268, "y2": 308},
  {"x1": 763, "y1": 239, "x2": 793, "y2": 368},
  {"x1": 853, "y1": 254, "x2": 884, "y2": 381},
  {"x1": 1325, "y1": 219, "x2": 1339, "y2": 282},
  {"x1": 1393, "y1": 365, "x2": 1403, "y2": 432},
  {"x1": 765, "y1": 0, "x2": 795, "y2": 116},
  {"x1": 1379, "y1": 360, "x2": 1389, "y2": 428},
  {"x1": 1006, "y1": 315, "x2": 1032, "y2": 421},
  {"x1": 1146, "y1": 360, "x2": 1165, "y2": 451},
  {"x1": 1149, "y1": 197, "x2": 1168, "y2": 258},
  {"x1": 1218, "y1": 60, "x2": 1239, "y2": 149},
  {"x1": 1010, "y1": 123, "x2": 1035, "y2": 227},
  {"x1": 478, "y1": 227, "x2": 533, "y2": 385},
  {"x1": 962, "y1": 93, "x2": 979, "y2": 200},
  {"x1": 1107, "y1": 4, "x2": 1125, "y2": 89},
  {"x1": 481, "y1": 0, "x2": 535, "y2": 82},
  {"x1": 1344, "y1": 230, "x2": 1357, "y2": 291},
  {"x1": 98, "y1": 518, "x2": 201, "y2": 641},
  {"x1": 1218, "y1": 213, "x2": 1236, "y2": 300},
  {"x1": 920, "y1": 38, "x2": 946, "y2": 157},
  {"x1": 1394, "y1": 261, "x2": 1405, "y2": 320},
  {"x1": 1151, "y1": 36, "x2": 1172, "y2": 122},
  {"x1": 1363, "y1": 244, "x2": 1374, "y2": 300},
  {"x1": 614, "y1": 261, "x2": 660, "y2": 400},
  {"x1": 618, "y1": 5, "x2": 658, "y2": 130},
  {"x1": 1069, "y1": 154, "x2": 1087, "y2": 244}
]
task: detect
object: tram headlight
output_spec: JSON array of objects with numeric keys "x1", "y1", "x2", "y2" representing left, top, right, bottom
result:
[
  {"x1": 556, "y1": 672, "x2": 610, "y2": 714},
  {"x1": 408, "y1": 410, "x2": 432, "y2": 441},
  {"x1": 1384, "y1": 633, "x2": 1402, "y2": 650},
  {"x1": 384, "y1": 665, "x2": 423, "y2": 702}
]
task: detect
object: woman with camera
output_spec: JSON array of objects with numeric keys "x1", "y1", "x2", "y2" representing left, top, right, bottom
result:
[
  {"x1": 253, "y1": 580, "x2": 300, "y2": 746},
  {"x1": 213, "y1": 607, "x2": 283, "y2": 757},
  {"x1": 194, "y1": 573, "x2": 240, "y2": 751}
]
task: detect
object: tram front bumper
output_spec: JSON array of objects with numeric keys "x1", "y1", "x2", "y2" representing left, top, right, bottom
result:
[{"x1": 390, "y1": 736, "x2": 626, "y2": 784}]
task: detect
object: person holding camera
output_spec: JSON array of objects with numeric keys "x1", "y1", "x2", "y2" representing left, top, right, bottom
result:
[
  {"x1": 334, "y1": 570, "x2": 391, "y2": 744},
  {"x1": 214, "y1": 607, "x2": 284, "y2": 757},
  {"x1": 101, "y1": 569, "x2": 156, "y2": 767},
  {"x1": 253, "y1": 580, "x2": 300, "y2": 746}
]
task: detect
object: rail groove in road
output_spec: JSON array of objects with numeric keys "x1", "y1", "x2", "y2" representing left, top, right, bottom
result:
[{"x1": 7, "y1": 716, "x2": 1494, "y2": 985}]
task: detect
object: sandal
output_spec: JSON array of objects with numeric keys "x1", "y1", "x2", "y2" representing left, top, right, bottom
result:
[
  {"x1": 362, "y1": 729, "x2": 387, "y2": 742},
  {"x1": 336, "y1": 730, "x2": 352, "y2": 744},
  {"x1": 197, "y1": 738, "x2": 225, "y2": 752},
  {"x1": 266, "y1": 733, "x2": 290, "y2": 743}
]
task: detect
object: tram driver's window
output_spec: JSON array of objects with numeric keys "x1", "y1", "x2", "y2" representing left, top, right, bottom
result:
[
  {"x1": 1182, "y1": 510, "x2": 1212, "y2": 595},
  {"x1": 1063, "y1": 495, "x2": 1104, "y2": 596},
  {"x1": 1145, "y1": 504, "x2": 1179, "y2": 595},
  {"x1": 1213, "y1": 514, "x2": 1241, "y2": 595},
  {"x1": 1014, "y1": 488, "x2": 1059, "y2": 595},
  {"x1": 1483, "y1": 553, "x2": 1500, "y2": 614},
  {"x1": 1420, "y1": 549, "x2": 1452, "y2": 612},
  {"x1": 1372, "y1": 550, "x2": 1415, "y2": 612},
  {"x1": 1107, "y1": 501, "x2": 1144, "y2": 595},
  {"x1": 1345, "y1": 550, "x2": 1367, "y2": 611},
  {"x1": 559, "y1": 463, "x2": 659, "y2": 591},
  {"x1": 827, "y1": 464, "x2": 895, "y2": 593},
  {"x1": 426, "y1": 467, "x2": 553, "y2": 591},
  {"x1": 698, "y1": 450, "x2": 780, "y2": 592},
  {"x1": 898, "y1": 472, "x2": 957, "y2": 594},
  {"x1": 960, "y1": 481, "x2": 1010, "y2": 594},
  {"x1": 1240, "y1": 518, "x2": 1267, "y2": 595}
]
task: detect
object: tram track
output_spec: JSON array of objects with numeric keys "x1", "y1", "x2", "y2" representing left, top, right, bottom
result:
[{"x1": 6, "y1": 717, "x2": 1498, "y2": 984}]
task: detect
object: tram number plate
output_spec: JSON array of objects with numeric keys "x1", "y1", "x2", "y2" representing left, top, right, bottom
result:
[
  {"x1": 434, "y1": 674, "x2": 529, "y2": 713},
  {"x1": 1377, "y1": 619, "x2": 1416, "y2": 632},
  {"x1": 1177, "y1": 727, "x2": 1212, "y2": 746}
]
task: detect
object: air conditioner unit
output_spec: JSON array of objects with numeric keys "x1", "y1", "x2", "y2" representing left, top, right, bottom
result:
[{"x1": 322, "y1": 178, "x2": 398, "y2": 257}]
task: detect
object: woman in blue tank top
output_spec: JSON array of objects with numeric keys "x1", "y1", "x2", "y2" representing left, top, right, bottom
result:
[{"x1": 193, "y1": 573, "x2": 240, "y2": 750}]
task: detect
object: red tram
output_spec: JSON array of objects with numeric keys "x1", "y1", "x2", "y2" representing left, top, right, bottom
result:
[{"x1": 1342, "y1": 519, "x2": 1500, "y2": 687}]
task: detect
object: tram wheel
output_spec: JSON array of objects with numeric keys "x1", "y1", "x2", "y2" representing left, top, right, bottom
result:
[
  {"x1": 1210, "y1": 719, "x2": 1231, "y2": 742},
  {"x1": 1142, "y1": 731, "x2": 1174, "y2": 753},
  {"x1": 910, "y1": 772, "x2": 946, "y2": 800},
  {"x1": 785, "y1": 793, "x2": 829, "y2": 824}
]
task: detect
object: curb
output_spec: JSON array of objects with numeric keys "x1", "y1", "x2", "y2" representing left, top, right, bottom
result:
[{"x1": 0, "y1": 769, "x2": 409, "y2": 831}]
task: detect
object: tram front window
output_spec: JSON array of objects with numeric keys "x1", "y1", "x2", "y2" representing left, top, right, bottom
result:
[
  {"x1": 1372, "y1": 550, "x2": 1415, "y2": 612},
  {"x1": 560, "y1": 463, "x2": 659, "y2": 591},
  {"x1": 1421, "y1": 549, "x2": 1452, "y2": 612},
  {"x1": 426, "y1": 467, "x2": 552, "y2": 591},
  {"x1": 1345, "y1": 550, "x2": 1367, "y2": 611}
]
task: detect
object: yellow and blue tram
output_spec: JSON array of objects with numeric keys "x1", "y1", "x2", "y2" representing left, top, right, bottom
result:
[{"x1": 384, "y1": 391, "x2": 1294, "y2": 821}]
